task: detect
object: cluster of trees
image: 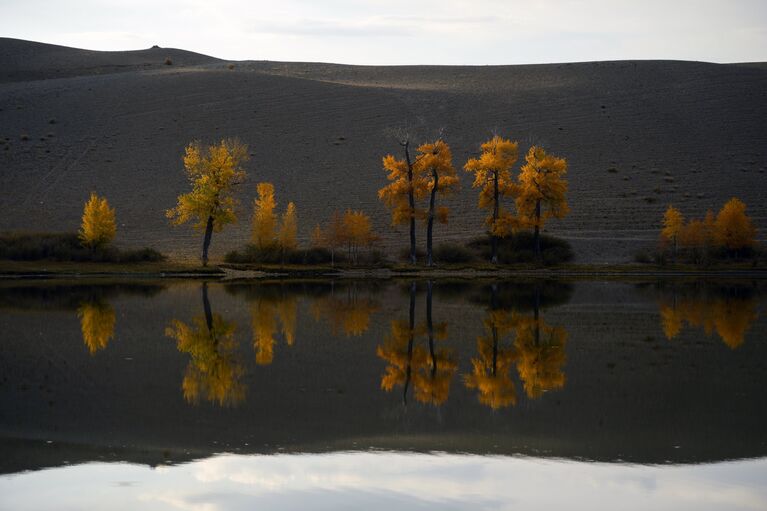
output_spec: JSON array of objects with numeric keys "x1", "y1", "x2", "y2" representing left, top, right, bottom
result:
[
  {"x1": 168, "y1": 139, "x2": 379, "y2": 266},
  {"x1": 661, "y1": 198, "x2": 757, "y2": 262},
  {"x1": 379, "y1": 135, "x2": 569, "y2": 264}
]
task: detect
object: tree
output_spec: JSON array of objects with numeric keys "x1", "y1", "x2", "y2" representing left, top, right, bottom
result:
[
  {"x1": 310, "y1": 224, "x2": 325, "y2": 248},
  {"x1": 324, "y1": 211, "x2": 348, "y2": 266},
  {"x1": 252, "y1": 182, "x2": 277, "y2": 249},
  {"x1": 715, "y1": 198, "x2": 756, "y2": 251},
  {"x1": 679, "y1": 219, "x2": 707, "y2": 262},
  {"x1": 278, "y1": 201, "x2": 298, "y2": 261},
  {"x1": 516, "y1": 146, "x2": 569, "y2": 260},
  {"x1": 379, "y1": 139, "x2": 428, "y2": 264},
  {"x1": 167, "y1": 139, "x2": 248, "y2": 266},
  {"x1": 79, "y1": 192, "x2": 116, "y2": 249},
  {"x1": 342, "y1": 209, "x2": 376, "y2": 263},
  {"x1": 464, "y1": 136, "x2": 520, "y2": 263},
  {"x1": 660, "y1": 205, "x2": 683, "y2": 259},
  {"x1": 417, "y1": 140, "x2": 459, "y2": 266}
]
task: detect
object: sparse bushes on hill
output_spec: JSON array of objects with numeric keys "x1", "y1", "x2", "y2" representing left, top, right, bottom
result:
[{"x1": 468, "y1": 232, "x2": 574, "y2": 265}]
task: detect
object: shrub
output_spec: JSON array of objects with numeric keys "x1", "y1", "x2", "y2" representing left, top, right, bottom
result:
[
  {"x1": 467, "y1": 232, "x2": 574, "y2": 265},
  {"x1": 434, "y1": 243, "x2": 475, "y2": 263},
  {"x1": 164, "y1": 57, "x2": 173, "y2": 66},
  {"x1": 398, "y1": 246, "x2": 426, "y2": 262},
  {"x1": 0, "y1": 233, "x2": 165, "y2": 262}
]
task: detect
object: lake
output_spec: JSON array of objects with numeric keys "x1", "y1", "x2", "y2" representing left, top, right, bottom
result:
[{"x1": 0, "y1": 278, "x2": 765, "y2": 510}]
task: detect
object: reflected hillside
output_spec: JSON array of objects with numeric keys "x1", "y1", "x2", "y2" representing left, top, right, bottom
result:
[{"x1": 651, "y1": 281, "x2": 761, "y2": 348}]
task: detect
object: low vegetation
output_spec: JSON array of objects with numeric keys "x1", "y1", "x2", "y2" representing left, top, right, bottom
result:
[{"x1": 0, "y1": 233, "x2": 164, "y2": 262}]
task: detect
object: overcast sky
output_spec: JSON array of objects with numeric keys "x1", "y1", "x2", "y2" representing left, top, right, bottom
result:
[{"x1": 1, "y1": 0, "x2": 766, "y2": 65}]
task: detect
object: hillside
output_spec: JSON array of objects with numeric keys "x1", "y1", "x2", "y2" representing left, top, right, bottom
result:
[{"x1": 1, "y1": 38, "x2": 765, "y2": 263}]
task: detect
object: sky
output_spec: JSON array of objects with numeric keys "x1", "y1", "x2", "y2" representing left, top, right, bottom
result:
[{"x1": 1, "y1": 0, "x2": 766, "y2": 65}]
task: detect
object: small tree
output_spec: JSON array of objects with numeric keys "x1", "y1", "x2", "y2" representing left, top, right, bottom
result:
[
  {"x1": 167, "y1": 139, "x2": 248, "y2": 266},
  {"x1": 326, "y1": 210, "x2": 347, "y2": 266},
  {"x1": 310, "y1": 224, "x2": 325, "y2": 248},
  {"x1": 79, "y1": 192, "x2": 117, "y2": 250},
  {"x1": 252, "y1": 182, "x2": 277, "y2": 249},
  {"x1": 278, "y1": 202, "x2": 298, "y2": 261},
  {"x1": 417, "y1": 140, "x2": 459, "y2": 266},
  {"x1": 661, "y1": 205, "x2": 684, "y2": 260},
  {"x1": 715, "y1": 197, "x2": 756, "y2": 251},
  {"x1": 515, "y1": 146, "x2": 569, "y2": 260},
  {"x1": 379, "y1": 138, "x2": 428, "y2": 264},
  {"x1": 342, "y1": 209, "x2": 376, "y2": 264},
  {"x1": 464, "y1": 136, "x2": 520, "y2": 263}
]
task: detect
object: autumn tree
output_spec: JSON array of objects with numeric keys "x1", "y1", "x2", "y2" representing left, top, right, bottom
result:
[
  {"x1": 310, "y1": 224, "x2": 325, "y2": 248},
  {"x1": 464, "y1": 136, "x2": 520, "y2": 263},
  {"x1": 515, "y1": 146, "x2": 569, "y2": 259},
  {"x1": 379, "y1": 138, "x2": 427, "y2": 264},
  {"x1": 660, "y1": 205, "x2": 683, "y2": 259},
  {"x1": 167, "y1": 139, "x2": 248, "y2": 266},
  {"x1": 417, "y1": 140, "x2": 460, "y2": 266},
  {"x1": 715, "y1": 198, "x2": 756, "y2": 251},
  {"x1": 278, "y1": 202, "x2": 298, "y2": 262},
  {"x1": 165, "y1": 283, "x2": 245, "y2": 406},
  {"x1": 252, "y1": 182, "x2": 277, "y2": 249},
  {"x1": 78, "y1": 300, "x2": 116, "y2": 354},
  {"x1": 342, "y1": 209, "x2": 376, "y2": 263},
  {"x1": 79, "y1": 192, "x2": 116, "y2": 249}
]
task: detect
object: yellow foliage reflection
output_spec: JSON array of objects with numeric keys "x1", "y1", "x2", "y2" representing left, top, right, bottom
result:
[
  {"x1": 658, "y1": 293, "x2": 758, "y2": 349},
  {"x1": 463, "y1": 310, "x2": 517, "y2": 409},
  {"x1": 77, "y1": 301, "x2": 116, "y2": 355},
  {"x1": 512, "y1": 312, "x2": 567, "y2": 399},
  {"x1": 166, "y1": 284, "x2": 245, "y2": 407},
  {"x1": 310, "y1": 290, "x2": 379, "y2": 337},
  {"x1": 251, "y1": 294, "x2": 299, "y2": 366}
]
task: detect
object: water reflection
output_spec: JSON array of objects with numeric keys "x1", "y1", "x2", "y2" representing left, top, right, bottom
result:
[
  {"x1": 165, "y1": 283, "x2": 245, "y2": 406},
  {"x1": 377, "y1": 282, "x2": 457, "y2": 406},
  {"x1": 654, "y1": 282, "x2": 760, "y2": 348},
  {"x1": 309, "y1": 282, "x2": 380, "y2": 337},
  {"x1": 77, "y1": 300, "x2": 116, "y2": 354}
]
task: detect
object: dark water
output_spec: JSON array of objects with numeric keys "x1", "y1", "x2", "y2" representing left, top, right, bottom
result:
[{"x1": 0, "y1": 278, "x2": 765, "y2": 510}]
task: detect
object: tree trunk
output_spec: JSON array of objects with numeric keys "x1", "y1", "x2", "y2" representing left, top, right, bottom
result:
[
  {"x1": 534, "y1": 199, "x2": 542, "y2": 261},
  {"x1": 202, "y1": 282, "x2": 213, "y2": 332},
  {"x1": 404, "y1": 141, "x2": 417, "y2": 264},
  {"x1": 491, "y1": 170, "x2": 500, "y2": 264},
  {"x1": 426, "y1": 169, "x2": 439, "y2": 266},
  {"x1": 201, "y1": 215, "x2": 214, "y2": 267}
]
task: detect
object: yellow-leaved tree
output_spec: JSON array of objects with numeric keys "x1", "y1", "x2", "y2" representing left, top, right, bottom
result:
[
  {"x1": 417, "y1": 140, "x2": 459, "y2": 266},
  {"x1": 464, "y1": 136, "x2": 520, "y2": 263},
  {"x1": 252, "y1": 182, "x2": 277, "y2": 249},
  {"x1": 342, "y1": 209, "x2": 376, "y2": 264},
  {"x1": 660, "y1": 205, "x2": 683, "y2": 259},
  {"x1": 79, "y1": 192, "x2": 116, "y2": 250},
  {"x1": 715, "y1": 197, "x2": 756, "y2": 251},
  {"x1": 379, "y1": 138, "x2": 428, "y2": 264},
  {"x1": 515, "y1": 146, "x2": 569, "y2": 259},
  {"x1": 278, "y1": 201, "x2": 298, "y2": 261},
  {"x1": 166, "y1": 139, "x2": 248, "y2": 266}
]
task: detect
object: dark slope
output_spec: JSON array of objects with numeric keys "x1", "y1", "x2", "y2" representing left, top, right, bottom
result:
[
  {"x1": 0, "y1": 38, "x2": 219, "y2": 82},
  {"x1": 0, "y1": 40, "x2": 765, "y2": 262}
]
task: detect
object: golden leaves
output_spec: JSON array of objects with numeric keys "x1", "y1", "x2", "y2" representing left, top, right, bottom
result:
[
  {"x1": 252, "y1": 182, "x2": 277, "y2": 248},
  {"x1": 515, "y1": 145, "x2": 569, "y2": 229},
  {"x1": 715, "y1": 197, "x2": 757, "y2": 250},
  {"x1": 167, "y1": 139, "x2": 248, "y2": 232},
  {"x1": 79, "y1": 192, "x2": 116, "y2": 249},
  {"x1": 78, "y1": 301, "x2": 116, "y2": 354}
]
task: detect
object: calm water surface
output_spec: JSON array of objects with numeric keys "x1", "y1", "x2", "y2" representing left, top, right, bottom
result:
[{"x1": 0, "y1": 278, "x2": 765, "y2": 510}]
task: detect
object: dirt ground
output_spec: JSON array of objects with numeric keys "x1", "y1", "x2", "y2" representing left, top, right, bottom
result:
[{"x1": 1, "y1": 38, "x2": 765, "y2": 263}]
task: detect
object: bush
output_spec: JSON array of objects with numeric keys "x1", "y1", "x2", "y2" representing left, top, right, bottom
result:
[
  {"x1": 164, "y1": 57, "x2": 173, "y2": 65},
  {"x1": 398, "y1": 246, "x2": 426, "y2": 262},
  {"x1": 467, "y1": 231, "x2": 574, "y2": 265},
  {"x1": 0, "y1": 233, "x2": 165, "y2": 262},
  {"x1": 434, "y1": 243, "x2": 475, "y2": 263}
]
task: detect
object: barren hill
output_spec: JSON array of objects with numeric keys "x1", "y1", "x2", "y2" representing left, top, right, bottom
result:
[{"x1": 1, "y1": 38, "x2": 765, "y2": 262}]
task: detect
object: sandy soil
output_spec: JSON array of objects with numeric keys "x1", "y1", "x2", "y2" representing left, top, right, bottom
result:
[{"x1": 1, "y1": 38, "x2": 765, "y2": 263}]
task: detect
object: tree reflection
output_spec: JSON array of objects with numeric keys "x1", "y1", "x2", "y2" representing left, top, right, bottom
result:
[
  {"x1": 657, "y1": 283, "x2": 759, "y2": 349},
  {"x1": 463, "y1": 285, "x2": 518, "y2": 409},
  {"x1": 165, "y1": 283, "x2": 245, "y2": 407},
  {"x1": 77, "y1": 300, "x2": 116, "y2": 354},
  {"x1": 310, "y1": 283, "x2": 380, "y2": 337},
  {"x1": 464, "y1": 283, "x2": 569, "y2": 409},
  {"x1": 378, "y1": 282, "x2": 457, "y2": 406}
]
